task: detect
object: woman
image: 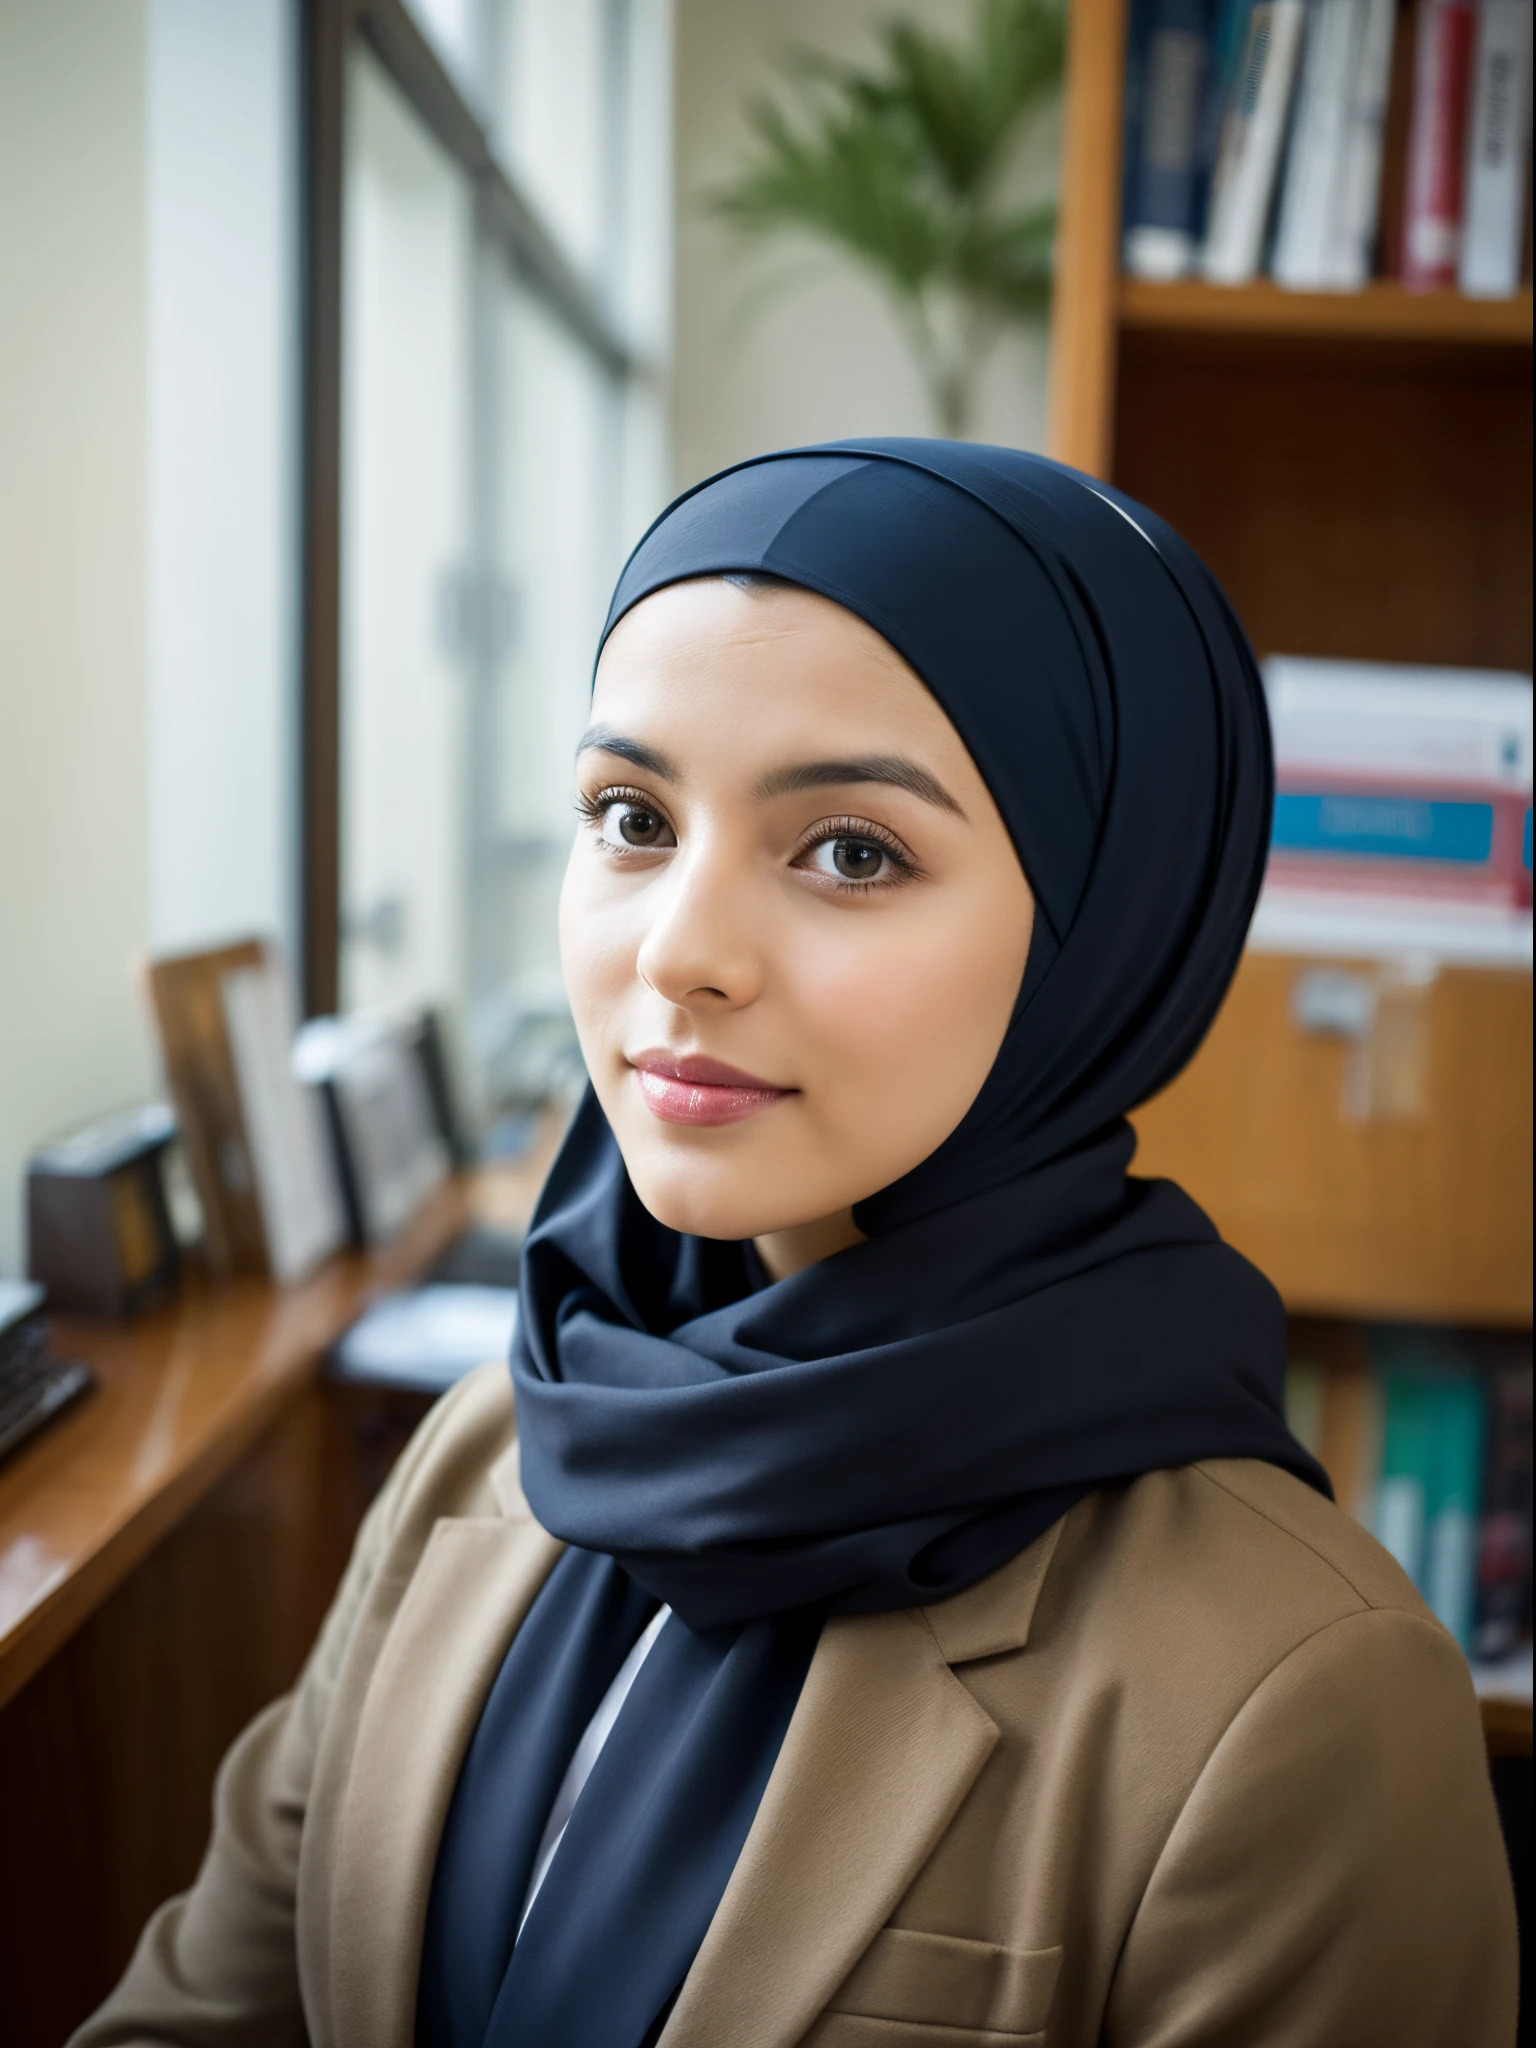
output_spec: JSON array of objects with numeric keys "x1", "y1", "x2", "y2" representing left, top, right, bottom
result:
[{"x1": 75, "y1": 443, "x2": 1516, "y2": 2048}]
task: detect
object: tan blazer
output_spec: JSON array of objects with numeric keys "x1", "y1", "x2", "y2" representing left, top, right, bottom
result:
[{"x1": 72, "y1": 1362, "x2": 1517, "y2": 2048}]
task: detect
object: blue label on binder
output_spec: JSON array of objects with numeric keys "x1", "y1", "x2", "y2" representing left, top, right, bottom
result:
[{"x1": 1272, "y1": 793, "x2": 1494, "y2": 864}]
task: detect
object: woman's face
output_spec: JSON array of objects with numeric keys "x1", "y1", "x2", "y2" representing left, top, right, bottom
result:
[{"x1": 560, "y1": 578, "x2": 1034, "y2": 1274}]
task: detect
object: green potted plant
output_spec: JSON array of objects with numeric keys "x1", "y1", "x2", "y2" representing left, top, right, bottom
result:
[{"x1": 708, "y1": 0, "x2": 1065, "y2": 439}]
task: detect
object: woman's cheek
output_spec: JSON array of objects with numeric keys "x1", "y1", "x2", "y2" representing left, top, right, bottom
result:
[{"x1": 560, "y1": 858, "x2": 638, "y2": 1025}]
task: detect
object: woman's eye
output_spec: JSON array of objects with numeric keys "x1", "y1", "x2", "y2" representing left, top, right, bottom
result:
[
  {"x1": 805, "y1": 835, "x2": 891, "y2": 884},
  {"x1": 598, "y1": 799, "x2": 673, "y2": 850}
]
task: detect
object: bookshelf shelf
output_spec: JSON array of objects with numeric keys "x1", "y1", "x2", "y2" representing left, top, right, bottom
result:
[
  {"x1": 1049, "y1": 0, "x2": 1533, "y2": 1456},
  {"x1": 1049, "y1": 0, "x2": 1533, "y2": 1775},
  {"x1": 1118, "y1": 278, "x2": 1535, "y2": 347}
]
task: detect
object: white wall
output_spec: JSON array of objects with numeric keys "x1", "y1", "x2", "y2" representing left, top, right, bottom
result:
[
  {"x1": 0, "y1": 0, "x2": 156, "y2": 1278},
  {"x1": 0, "y1": 0, "x2": 299, "y2": 1278},
  {"x1": 672, "y1": 0, "x2": 1057, "y2": 490},
  {"x1": 146, "y1": 0, "x2": 300, "y2": 960}
]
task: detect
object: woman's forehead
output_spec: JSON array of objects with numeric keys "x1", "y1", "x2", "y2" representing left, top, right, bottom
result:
[{"x1": 593, "y1": 578, "x2": 947, "y2": 733}]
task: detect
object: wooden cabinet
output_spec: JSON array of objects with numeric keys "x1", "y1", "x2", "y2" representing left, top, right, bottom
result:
[
  {"x1": 1133, "y1": 956, "x2": 1533, "y2": 1324},
  {"x1": 1048, "y1": 0, "x2": 1532, "y2": 1329}
]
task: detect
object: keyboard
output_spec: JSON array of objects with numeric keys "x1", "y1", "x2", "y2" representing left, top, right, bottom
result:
[{"x1": 0, "y1": 1308, "x2": 94, "y2": 1467}]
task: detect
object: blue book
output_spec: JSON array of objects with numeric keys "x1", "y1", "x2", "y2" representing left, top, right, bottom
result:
[
  {"x1": 1123, "y1": 0, "x2": 1216, "y2": 278},
  {"x1": 1272, "y1": 792, "x2": 1497, "y2": 866}
]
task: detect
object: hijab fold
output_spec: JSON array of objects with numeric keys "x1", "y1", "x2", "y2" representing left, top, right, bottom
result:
[{"x1": 419, "y1": 442, "x2": 1326, "y2": 2048}]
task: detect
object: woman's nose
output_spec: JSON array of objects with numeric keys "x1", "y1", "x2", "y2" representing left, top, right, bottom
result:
[{"x1": 635, "y1": 845, "x2": 763, "y2": 1011}]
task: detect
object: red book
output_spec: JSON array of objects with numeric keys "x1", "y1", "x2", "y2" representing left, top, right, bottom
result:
[{"x1": 1401, "y1": 0, "x2": 1479, "y2": 286}]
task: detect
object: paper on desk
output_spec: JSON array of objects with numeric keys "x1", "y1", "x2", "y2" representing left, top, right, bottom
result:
[{"x1": 329, "y1": 1284, "x2": 519, "y2": 1394}]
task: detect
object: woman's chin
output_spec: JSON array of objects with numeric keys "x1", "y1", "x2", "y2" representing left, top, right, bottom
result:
[{"x1": 623, "y1": 1154, "x2": 819, "y2": 1246}]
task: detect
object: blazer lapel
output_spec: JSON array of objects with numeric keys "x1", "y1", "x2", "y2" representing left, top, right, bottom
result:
[
  {"x1": 660, "y1": 1605, "x2": 999, "y2": 2048},
  {"x1": 325, "y1": 1513, "x2": 563, "y2": 2048}
]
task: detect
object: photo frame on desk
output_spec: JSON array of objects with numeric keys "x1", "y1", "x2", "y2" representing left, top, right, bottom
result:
[
  {"x1": 144, "y1": 939, "x2": 346, "y2": 1282},
  {"x1": 293, "y1": 1011, "x2": 451, "y2": 1247}
]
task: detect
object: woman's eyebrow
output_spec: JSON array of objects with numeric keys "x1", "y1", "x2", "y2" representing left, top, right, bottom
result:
[
  {"x1": 576, "y1": 725, "x2": 680, "y2": 781},
  {"x1": 754, "y1": 754, "x2": 965, "y2": 816}
]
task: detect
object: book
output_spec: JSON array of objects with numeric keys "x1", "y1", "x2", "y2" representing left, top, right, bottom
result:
[
  {"x1": 1124, "y1": 0, "x2": 1217, "y2": 278},
  {"x1": 1373, "y1": 1362, "x2": 1436, "y2": 1577},
  {"x1": 1370, "y1": 1331, "x2": 1487, "y2": 1650},
  {"x1": 1422, "y1": 1371, "x2": 1486, "y2": 1650},
  {"x1": 1285, "y1": 1356, "x2": 1329, "y2": 1454},
  {"x1": 1256, "y1": 659, "x2": 1534, "y2": 959},
  {"x1": 1321, "y1": 1362, "x2": 1386, "y2": 1516},
  {"x1": 1401, "y1": 0, "x2": 1480, "y2": 285},
  {"x1": 1302, "y1": 1318, "x2": 1392, "y2": 1515},
  {"x1": 1201, "y1": 0, "x2": 1310, "y2": 280},
  {"x1": 1458, "y1": 0, "x2": 1535, "y2": 295},
  {"x1": 1274, "y1": 0, "x2": 1369, "y2": 288},
  {"x1": 1196, "y1": 0, "x2": 1264, "y2": 196},
  {"x1": 1375, "y1": 0, "x2": 1426, "y2": 274},
  {"x1": 1326, "y1": 0, "x2": 1400, "y2": 283},
  {"x1": 145, "y1": 939, "x2": 346, "y2": 1283},
  {"x1": 1474, "y1": 1357, "x2": 1534, "y2": 1660},
  {"x1": 1303, "y1": 1322, "x2": 1530, "y2": 1669},
  {"x1": 221, "y1": 962, "x2": 348, "y2": 1284},
  {"x1": 293, "y1": 1011, "x2": 451, "y2": 1247}
]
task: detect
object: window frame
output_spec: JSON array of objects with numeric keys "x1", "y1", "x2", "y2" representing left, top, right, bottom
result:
[{"x1": 298, "y1": 0, "x2": 638, "y2": 1016}]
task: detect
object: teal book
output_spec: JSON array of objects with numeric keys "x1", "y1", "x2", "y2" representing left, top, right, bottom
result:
[
  {"x1": 1372, "y1": 1364, "x2": 1435, "y2": 1587},
  {"x1": 1369, "y1": 1330, "x2": 1488, "y2": 1651},
  {"x1": 1422, "y1": 1372, "x2": 1486, "y2": 1651}
]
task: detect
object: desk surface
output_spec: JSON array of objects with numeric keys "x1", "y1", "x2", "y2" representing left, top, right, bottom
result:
[{"x1": 0, "y1": 1141, "x2": 556, "y2": 1714}]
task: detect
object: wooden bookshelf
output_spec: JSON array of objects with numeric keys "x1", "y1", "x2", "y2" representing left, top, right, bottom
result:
[
  {"x1": 1118, "y1": 278, "x2": 1535, "y2": 345},
  {"x1": 1048, "y1": 0, "x2": 1533, "y2": 1334}
]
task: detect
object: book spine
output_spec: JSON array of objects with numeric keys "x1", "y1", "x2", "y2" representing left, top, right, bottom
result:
[
  {"x1": 1267, "y1": 782, "x2": 1531, "y2": 908},
  {"x1": 1202, "y1": 0, "x2": 1311, "y2": 280},
  {"x1": 1473, "y1": 1361, "x2": 1533, "y2": 1660},
  {"x1": 1458, "y1": 0, "x2": 1535, "y2": 294},
  {"x1": 1285, "y1": 1357, "x2": 1329, "y2": 1455},
  {"x1": 1122, "y1": 0, "x2": 1158, "y2": 262},
  {"x1": 1401, "y1": 0, "x2": 1480, "y2": 284},
  {"x1": 1196, "y1": 0, "x2": 1259, "y2": 211},
  {"x1": 1274, "y1": 0, "x2": 1367, "y2": 288},
  {"x1": 1324, "y1": 0, "x2": 1400, "y2": 284},
  {"x1": 1125, "y1": 0, "x2": 1216, "y2": 278},
  {"x1": 1474, "y1": 1359, "x2": 1531, "y2": 1662},
  {"x1": 1423, "y1": 1372, "x2": 1487, "y2": 1650},
  {"x1": 1316, "y1": 1338, "x2": 1383, "y2": 1519},
  {"x1": 1373, "y1": 1367, "x2": 1435, "y2": 1581}
]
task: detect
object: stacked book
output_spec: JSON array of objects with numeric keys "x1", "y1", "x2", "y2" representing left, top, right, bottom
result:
[
  {"x1": 1122, "y1": 0, "x2": 1534, "y2": 294},
  {"x1": 1286, "y1": 1326, "x2": 1532, "y2": 1669},
  {"x1": 1251, "y1": 657, "x2": 1533, "y2": 962}
]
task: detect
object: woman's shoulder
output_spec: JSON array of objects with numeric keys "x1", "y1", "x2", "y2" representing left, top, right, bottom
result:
[
  {"x1": 938, "y1": 1458, "x2": 1469, "y2": 1770},
  {"x1": 1063, "y1": 1455, "x2": 1434, "y2": 1645},
  {"x1": 1178, "y1": 1455, "x2": 1431, "y2": 1618}
]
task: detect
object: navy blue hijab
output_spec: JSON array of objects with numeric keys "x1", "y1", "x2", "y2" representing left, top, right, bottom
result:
[{"x1": 418, "y1": 443, "x2": 1326, "y2": 2048}]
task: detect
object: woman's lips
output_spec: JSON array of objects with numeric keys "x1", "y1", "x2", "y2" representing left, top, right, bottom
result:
[{"x1": 629, "y1": 1052, "x2": 794, "y2": 1127}]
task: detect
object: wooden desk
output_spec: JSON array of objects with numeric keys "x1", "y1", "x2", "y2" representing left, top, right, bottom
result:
[{"x1": 0, "y1": 1144, "x2": 555, "y2": 2048}]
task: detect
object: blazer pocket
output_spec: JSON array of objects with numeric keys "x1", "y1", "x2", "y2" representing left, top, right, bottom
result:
[{"x1": 821, "y1": 1925, "x2": 1062, "y2": 2039}]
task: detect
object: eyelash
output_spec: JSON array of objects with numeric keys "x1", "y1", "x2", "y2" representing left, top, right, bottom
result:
[
  {"x1": 574, "y1": 787, "x2": 922, "y2": 892},
  {"x1": 574, "y1": 783, "x2": 657, "y2": 829},
  {"x1": 793, "y1": 815, "x2": 921, "y2": 892}
]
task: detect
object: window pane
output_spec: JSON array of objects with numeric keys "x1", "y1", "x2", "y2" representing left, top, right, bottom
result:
[
  {"x1": 475, "y1": 276, "x2": 621, "y2": 1097},
  {"x1": 404, "y1": 0, "x2": 481, "y2": 102},
  {"x1": 339, "y1": 46, "x2": 473, "y2": 1023},
  {"x1": 492, "y1": 0, "x2": 612, "y2": 283}
]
